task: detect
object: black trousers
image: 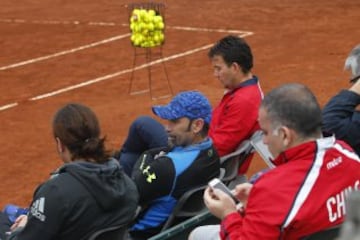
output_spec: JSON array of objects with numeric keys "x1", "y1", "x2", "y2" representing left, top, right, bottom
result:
[{"x1": 0, "y1": 212, "x2": 11, "y2": 240}]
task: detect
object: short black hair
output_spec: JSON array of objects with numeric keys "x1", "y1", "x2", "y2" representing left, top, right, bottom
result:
[{"x1": 208, "y1": 35, "x2": 253, "y2": 74}]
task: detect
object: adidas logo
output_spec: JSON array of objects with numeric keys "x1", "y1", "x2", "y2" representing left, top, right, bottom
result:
[{"x1": 30, "y1": 197, "x2": 46, "y2": 222}]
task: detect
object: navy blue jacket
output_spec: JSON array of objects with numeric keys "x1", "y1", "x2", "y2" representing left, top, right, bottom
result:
[{"x1": 322, "y1": 89, "x2": 360, "y2": 156}]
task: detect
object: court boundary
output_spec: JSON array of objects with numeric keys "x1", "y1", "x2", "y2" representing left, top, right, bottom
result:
[{"x1": 0, "y1": 19, "x2": 254, "y2": 112}]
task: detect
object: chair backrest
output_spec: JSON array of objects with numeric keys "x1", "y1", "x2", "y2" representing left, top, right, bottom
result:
[
  {"x1": 87, "y1": 224, "x2": 128, "y2": 240},
  {"x1": 220, "y1": 130, "x2": 262, "y2": 184},
  {"x1": 250, "y1": 130, "x2": 275, "y2": 169},
  {"x1": 301, "y1": 225, "x2": 341, "y2": 240},
  {"x1": 160, "y1": 184, "x2": 208, "y2": 231}
]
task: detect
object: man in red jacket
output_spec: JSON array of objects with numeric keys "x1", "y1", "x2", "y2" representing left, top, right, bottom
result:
[
  {"x1": 189, "y1": 83, "x2": 360, "y2": 240},
  {"x1": 208, "y1": 35, "x2": 263, "y2": 174}
]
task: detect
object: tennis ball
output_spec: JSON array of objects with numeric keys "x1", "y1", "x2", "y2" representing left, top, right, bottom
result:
[
  {"x1": 147, "y1": 22, "x2": 155, "y2": 31},
  {"x1": 158, "y1": 32, "x2": 164, "y2": 42},
  {"x1": 133, "y1": 23, "x2": 141, "y2": 32},
  {"x1": 148, "y1": 9, "x2": 156, "y2": 17},
  {"x1": 139, "y1": 9, "x2": 147, "y2": 20},
  {"x1": 132, "y1": 9, "x2": 140, "y2": 15},
  {"x1": 153, "y1": 16, "x2": 162, "y2": 24},
  {"x1": 139, "y1": 22, "x2": 146, "y2": 31},
  {"x1": 156, "y1": 21, "x2": 165, "y2": 30}
]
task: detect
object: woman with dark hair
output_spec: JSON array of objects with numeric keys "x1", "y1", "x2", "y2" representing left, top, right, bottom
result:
[{"x1": 1, "y1": 103, "x2": 139, "y2": 240}]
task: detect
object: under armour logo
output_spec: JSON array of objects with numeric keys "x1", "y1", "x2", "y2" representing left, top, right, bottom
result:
[
  {"x1": 142, "y1": 166, "x2": 157, "y2": 183},
  {"x1": 146, "y1": 173, "x2": 156, "y2": 183}
]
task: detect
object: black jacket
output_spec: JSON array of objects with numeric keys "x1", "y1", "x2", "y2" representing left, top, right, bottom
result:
[
  {"x1": 322, "y1": 90, "x2": 360, "y2": 156},
  {"x1": 9, "y1": 158, "x2": 139, "y2": 240}
]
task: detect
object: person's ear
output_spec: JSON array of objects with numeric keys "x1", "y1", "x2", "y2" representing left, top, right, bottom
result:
[
  {"x1": 192, "y1": 119, "x2": 204, "y2": 134},
  {"x1": 55, "y1": 137, "x2": 64, "y2": 153},
  {"x1": 279, "y1": 126, "x2": 292, "y2": 148},
  {"x1": 231, "y1": 62, "x2": 240, "y2": 72}
]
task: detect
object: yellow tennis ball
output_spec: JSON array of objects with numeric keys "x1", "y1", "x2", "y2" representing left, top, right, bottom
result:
[
  {"x1": 147, "y1": 22, "x2": 155, "y2": 31},
  {"x1": 139, "y1": 9, "x2": 147, "y2": 20},
  {"x1": 153, "y1": 15, "x2": 163, "y2": 24},
  {"x1": 148, "y1": 9, "x2": 156, "y2": 17},
  {"x1": 133, "y1": 22, "x2": 141, "y2": 32},
  {"x1": 132, "y1": 9, "x2": 140, "y2": 15},
  {"x1": 156, "y1": 21, "x2": 165, "y2": 30},
  {"x1": 139, "y1": 22, "x2": 146, "y2": 31},
  {"x1": 153, "y1": 34, "x2": 160, "y2": 43},
  {"x1": 130, "y1": 22, "x2": 136, "y2": 31},
  {"x1": 158, "y1": 32, "x2": 164, "y2": 42}
]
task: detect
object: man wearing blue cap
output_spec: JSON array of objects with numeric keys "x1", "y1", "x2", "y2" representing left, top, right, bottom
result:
[
  {"x1": 117, "y1": 35, "x2": 262, "y2": 178},
  {"x1": 127, "y1": 91, "x2": 220, "y2": 240}
]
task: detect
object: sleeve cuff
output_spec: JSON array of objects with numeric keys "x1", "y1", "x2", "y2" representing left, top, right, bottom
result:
[{"x1": 220, "y1": 212, "x2": 243, "y2": 239}]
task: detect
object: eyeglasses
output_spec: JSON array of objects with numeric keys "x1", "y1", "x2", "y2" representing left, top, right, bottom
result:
[{"x1": 350, "y1": 75, "x2": 360, "y2": 84}]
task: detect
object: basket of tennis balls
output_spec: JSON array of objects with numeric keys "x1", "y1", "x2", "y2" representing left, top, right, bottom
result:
[{"x1": 128, "y1": 4, "x2": 166, "y2": 48}]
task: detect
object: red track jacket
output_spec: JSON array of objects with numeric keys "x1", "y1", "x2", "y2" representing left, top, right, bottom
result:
[
  {"x1": 220, "y1": 136, "x2": 360, "y2": 239},
  {"x1": 209, "y1": 76, "x2": 263, "y2": 173}
]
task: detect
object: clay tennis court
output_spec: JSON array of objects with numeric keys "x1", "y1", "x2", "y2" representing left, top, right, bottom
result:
[{"x1": 0, "y1": 0, "x2": 359, "y2": 208}]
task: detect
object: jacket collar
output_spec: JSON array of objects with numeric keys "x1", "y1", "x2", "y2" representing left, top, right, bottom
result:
[{"x1": 272, "y1": 135, "x2": 336, "y2": 166}]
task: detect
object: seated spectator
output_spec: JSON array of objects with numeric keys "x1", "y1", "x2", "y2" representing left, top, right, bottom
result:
[
  {"x1": 189, "y1": 83, "x2": 360, "y2": 240},
  {"x1": 0, "y1": 103, "x2": 139, "y2": 240},
  {"x1": 323, "y1": 44, "x2": 360, "y2": 156},
  {"x1": 118, "y1": 35, "x2": 263, "y2": 176},
  {"x1": 128, "y1": 91, "x2": 220, "y2": 240},
  {"x1": 208, "y1": 35, "x2": 263, "y2": 174}
]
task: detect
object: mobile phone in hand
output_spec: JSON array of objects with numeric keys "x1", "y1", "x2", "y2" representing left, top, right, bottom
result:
[{"x1": 208, "y1": 178, "x2": 240, "y2": 204}]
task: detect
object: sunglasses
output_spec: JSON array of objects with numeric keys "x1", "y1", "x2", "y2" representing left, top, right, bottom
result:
[{"x1": 350, "y1": 75, "x2": 360, "y2": 84}]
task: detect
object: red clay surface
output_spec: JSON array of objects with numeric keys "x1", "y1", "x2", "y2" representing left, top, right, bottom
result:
[{"x1": 0, "y1": 0, "x2": 360, "y2": 207}]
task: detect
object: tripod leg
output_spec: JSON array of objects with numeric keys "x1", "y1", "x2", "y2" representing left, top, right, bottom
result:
[
  {"x1": 160, "y1": 46, "x2": 173, "y2": 96},
  {"x1": 129, "y1": 47, "x2": 137, "y2": 94},
  {"x1": 146, "y1": 48, "x2": 153, "y2": 99}
]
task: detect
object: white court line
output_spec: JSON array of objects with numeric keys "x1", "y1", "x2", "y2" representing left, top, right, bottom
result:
[
  {"x1": 168, "y1": 26, "x2": 248, "y2": 34},
  {"x1": 30, "y1": 34, "x2": 250, "y2": 101},
  {"x1": 0, "y1": 33, "x2": 130, "y2": 71},
  {"x1": 0, "y1": 18, "x2": 253, "y2": 112},
  {"x1": 0, "y1": 18, "x2": 250, "y2": 34},
  {"x1": 0, "y1": 103, "x2": 18, "y2": 111},
  {"x1": 0, "y1": 31, "x2": 253, "y2": 112}
]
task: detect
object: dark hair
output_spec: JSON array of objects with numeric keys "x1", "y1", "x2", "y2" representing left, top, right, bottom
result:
[
  {"x1": 261, "y1": 83, "x2": 322, "y2": 138},
  {"x1": 208, "y1": 35, "x2": 253, "y2": 74},
  {"x1": 200, "y1": 122, "x2": 209, "y2": 137},
  {"x1": 52, "y1": 103, "x2": 110, "y2": 163}
]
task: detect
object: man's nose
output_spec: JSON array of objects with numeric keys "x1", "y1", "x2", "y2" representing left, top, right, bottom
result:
[{"x1": 165, "y1": 124, "x2": 171, "y2": 132}]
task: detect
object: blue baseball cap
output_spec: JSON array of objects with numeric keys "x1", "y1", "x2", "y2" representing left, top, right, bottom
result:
[{"x1": 152, "y1": 91, "x2": 212, "y2": 124}]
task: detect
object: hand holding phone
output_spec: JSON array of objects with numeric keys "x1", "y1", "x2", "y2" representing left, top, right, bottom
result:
[{"x1": 208, "y1": 178, "x2": 240, "y2": 205}]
